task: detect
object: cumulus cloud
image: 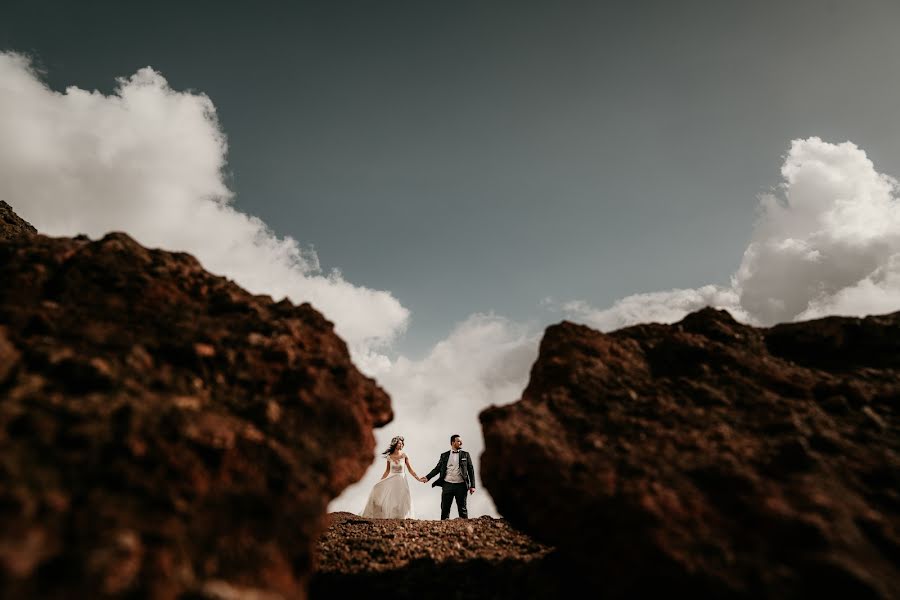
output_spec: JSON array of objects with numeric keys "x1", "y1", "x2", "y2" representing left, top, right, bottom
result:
[
  {"x1": 340, "y1": 137, "x2": 900, "y2": 518},
  {"x1": 564, "y1": 137, "x2": 900, "y2": 331},
  {"x1": 335, "y1": 137, "x2": 900, "y2": 518},
  {"x1": 329, "y1": 314, "x2": 541, "y2": 519},
  {"x1": 0, "y1": 51, "x2": 408, "y2": 364},
  {"x1": 0, "y1": 52, "x2": 532, "y2": 517},
  {"x1": 561, "y1": 285, "x2": 750, "y2": 332}
]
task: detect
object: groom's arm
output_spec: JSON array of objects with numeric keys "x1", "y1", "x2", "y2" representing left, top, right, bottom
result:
[
  {"x1": 425, "y1": 457, "x2": 442, "y2": 481},
  {"x1": 467, "y1": 454, "x2": 475, "y2": 490}
]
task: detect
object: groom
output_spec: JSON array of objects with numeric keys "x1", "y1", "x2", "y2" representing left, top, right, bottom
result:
[{"x1": 420, "y1": 434, "x2": 476, "y2": 519}]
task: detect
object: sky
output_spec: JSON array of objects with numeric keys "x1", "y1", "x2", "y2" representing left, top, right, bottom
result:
[{"x1": 2, "y1": 1, "x2": 899, "y2": 519}]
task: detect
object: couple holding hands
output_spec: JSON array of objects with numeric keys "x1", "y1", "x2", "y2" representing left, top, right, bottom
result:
[{"x1": 360, "y1": 434, "x2": 475, "y2": 520}]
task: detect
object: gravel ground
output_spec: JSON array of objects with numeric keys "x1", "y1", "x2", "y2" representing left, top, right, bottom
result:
[
  {"x1": 315, "y1": 512, "x2": 552, "y2": 573},
  {"x1": 311, "y1": 512, "x2": 566, "y2": 599}
]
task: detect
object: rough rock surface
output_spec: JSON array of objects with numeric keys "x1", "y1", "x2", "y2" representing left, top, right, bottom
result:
[
  {"x1": 0, "y1": 205, "x2": 391, "y2": 599},
  {"x1": 310, "y1": 512, "x2": 558, "y2": 599},
  {"x1": 0, "y1": 200, "x2": 37, "y2": 241},
  {"x1": 480, "y1": 308, "x2": 900, "y2": 598}
]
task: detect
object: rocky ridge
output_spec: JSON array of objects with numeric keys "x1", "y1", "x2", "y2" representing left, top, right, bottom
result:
[
  {"x1": 0, "y1": 200, "x2": 37, "y2": 241},
  {"x1": 481, "y1": 308, "x2": 900, "y2": 598}
]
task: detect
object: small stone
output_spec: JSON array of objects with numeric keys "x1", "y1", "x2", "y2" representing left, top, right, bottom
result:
[
  {"x1": 266, "y1": 400, "x2": 282, "y2": 423},
  {"x1": 193, "y1": 343, "x2": 215, "y2": 358},
  {"x1": 862, "y1": 406, "x2": 887, "y2": 430}
]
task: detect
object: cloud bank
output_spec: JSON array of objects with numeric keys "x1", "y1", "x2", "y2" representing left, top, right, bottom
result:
[
  {"x1": 564, "y1": 137, "x2": 900, "y2": 331},
  {"x1": 3, "y1": 51, "x2": 898, "y2": 520},
  {"x1": 0, "y1": 52, "x2": 408, "y2": 367}
]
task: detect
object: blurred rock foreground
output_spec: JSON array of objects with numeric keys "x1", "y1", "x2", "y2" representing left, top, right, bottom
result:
[
  {"x1": 482, "y1": 307, "x2": 900, "y2": 598},
  {"x1": 0, "y1": 201, "x2": 391, "y2": 598},
  {"x1": 2, "y1": 200, "x2": 898, "y2": 598}
]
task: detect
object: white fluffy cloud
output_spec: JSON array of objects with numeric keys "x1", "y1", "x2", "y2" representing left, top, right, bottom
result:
[
  {"x1": 561, "y1": 285, "x2": 750, "y2": 332},
  {"x1": 329, "y1": 314, "x2": 541, "y2": 519},
  {"x1": 0, "y1": 52, "x2": 408, "y2": 364},
  {"x1": 564, "y1": 137, "x2": 900, "y2": 331},
  {"x1": 0, "y1": 52, "x2": 532, "y2": 518},
  {"x1": 336, "y1": 137, "x2": 900, "y2": 518}
]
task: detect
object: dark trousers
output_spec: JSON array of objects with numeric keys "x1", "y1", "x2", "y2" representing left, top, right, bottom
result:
[{"x1": 440, "y1": 482, "x2": 468, "y2": 519}]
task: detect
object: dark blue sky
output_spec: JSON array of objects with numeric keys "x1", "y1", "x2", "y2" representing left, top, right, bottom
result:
[{"x1": 4, "y1": 0, "x2": 900, "y2": 355}]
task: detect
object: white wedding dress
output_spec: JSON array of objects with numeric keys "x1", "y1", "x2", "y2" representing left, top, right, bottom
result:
[{"x1": 360, "y1": 457, "x2": 416, "y2": 519}]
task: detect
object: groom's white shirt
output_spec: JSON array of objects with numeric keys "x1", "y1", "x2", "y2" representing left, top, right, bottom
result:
[{"x1": 445, "y1": 450, "x2": 464, "y2": 483}]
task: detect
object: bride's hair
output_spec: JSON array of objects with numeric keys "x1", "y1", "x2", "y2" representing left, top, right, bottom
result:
[{"x1": 381, "y1": 435, "x2": 405, "y2": 456}]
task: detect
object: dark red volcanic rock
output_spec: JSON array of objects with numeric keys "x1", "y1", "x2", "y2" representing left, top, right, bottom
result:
[
  {"x1": 480, "y1": 308, "x2": 900, "y2": 598},
  {"x1": 0, "y1": 200, "x2": 37, "y2": 241},
  {"x1": 0, "y1": 206, "x2": 391, "y2": 599}
]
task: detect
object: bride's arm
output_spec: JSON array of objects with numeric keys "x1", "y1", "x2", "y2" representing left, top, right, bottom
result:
[
  {"x1": 404, "y1": 455, "x2": 420, "y2": 480},
  {"x1": 380, "y1": 459, "x2": 390, "y2": 480}
]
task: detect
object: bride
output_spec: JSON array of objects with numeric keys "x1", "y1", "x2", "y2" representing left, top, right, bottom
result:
[{"x1": 360, "y1": 435, "x2": 421, "y2": 519}]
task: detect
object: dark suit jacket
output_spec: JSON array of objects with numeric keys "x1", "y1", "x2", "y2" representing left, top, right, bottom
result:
[{"x1": 425, "y1": 450, "x2": 475, "y2": 489}]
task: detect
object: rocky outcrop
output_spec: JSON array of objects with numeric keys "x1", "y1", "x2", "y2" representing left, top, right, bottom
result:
[
  {"x1": 0, "y1": 204, "x2": 391, "y2": 599},
  {"x1": 310, "y1": 512, "x2": 557, "y2": 599},
  {"x1": 0, "y1": 200, "x2": 37, "y2": 241},
  {"x1": 480, "y1": 308, "x2": 900, "y2": 598}
]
